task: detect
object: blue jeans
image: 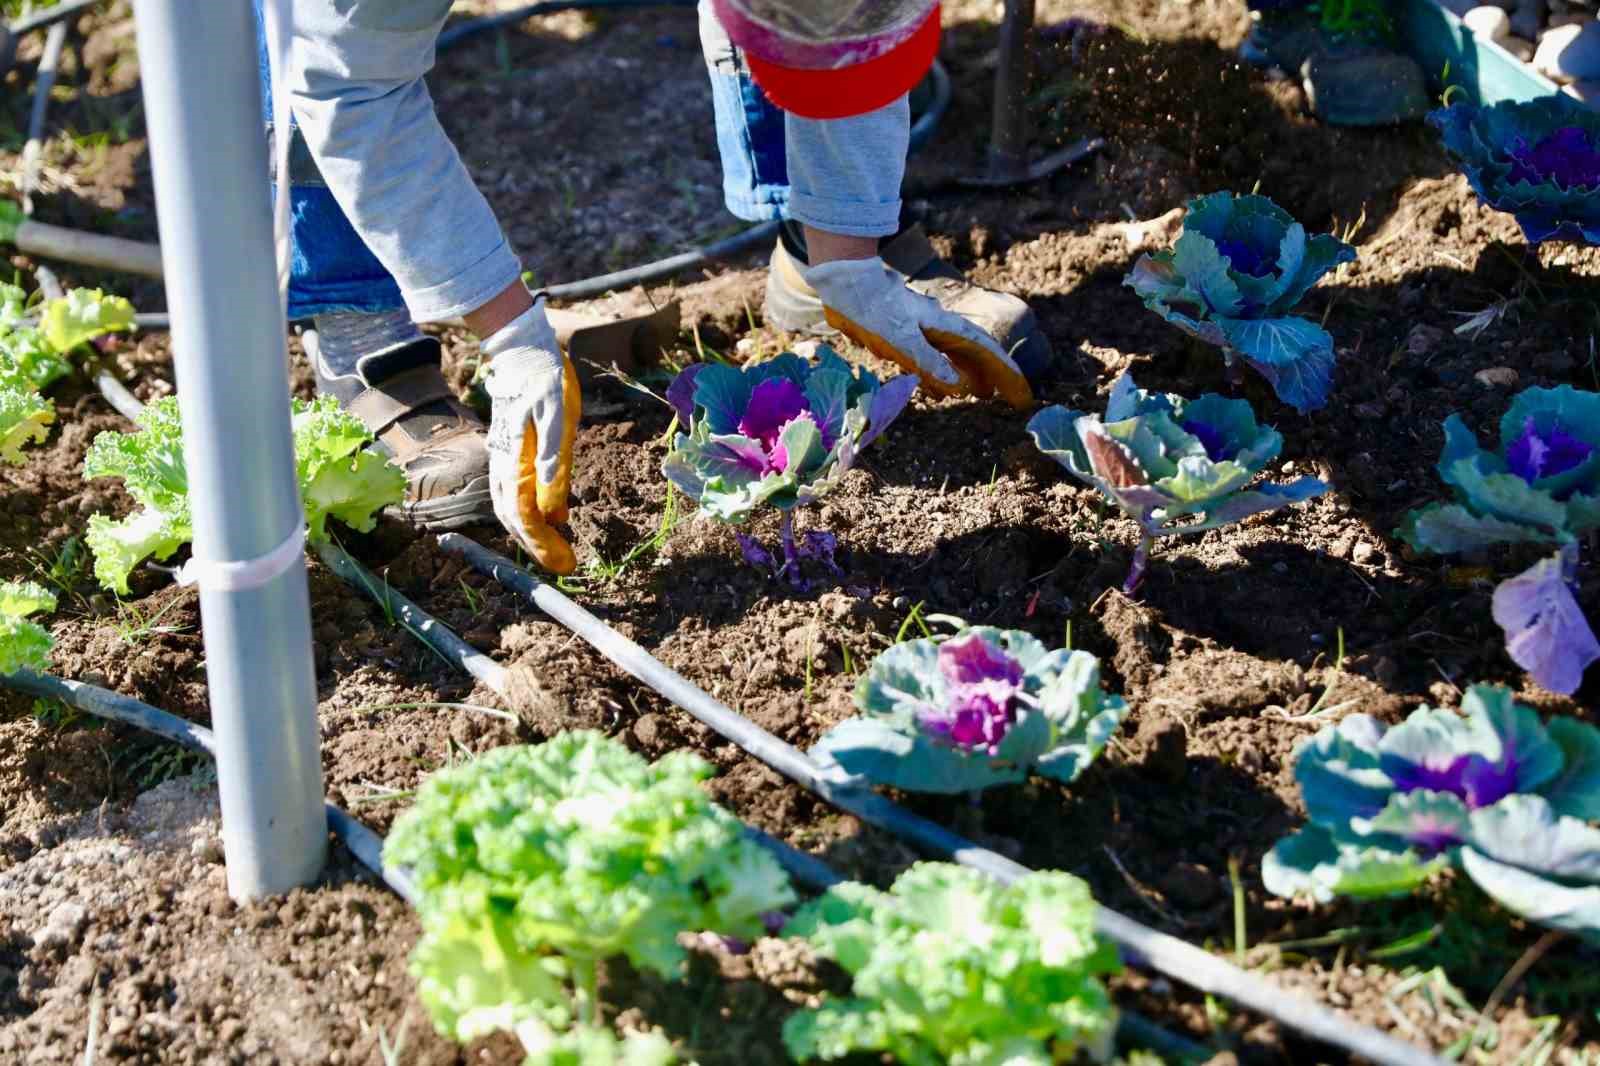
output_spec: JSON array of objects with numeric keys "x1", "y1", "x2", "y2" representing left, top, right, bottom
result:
[{"x1": 259, "y1": 0, "x2": 905, "y2": 322}]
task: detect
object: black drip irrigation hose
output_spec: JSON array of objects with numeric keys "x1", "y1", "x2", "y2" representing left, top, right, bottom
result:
[{"x1": 435, "y1": 534, "x2": 1454, "y2": 1066}]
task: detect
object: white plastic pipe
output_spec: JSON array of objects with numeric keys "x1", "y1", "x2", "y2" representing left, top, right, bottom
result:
[{"x1": 130, "y1": 0, "x2": 325, "y2": 899}]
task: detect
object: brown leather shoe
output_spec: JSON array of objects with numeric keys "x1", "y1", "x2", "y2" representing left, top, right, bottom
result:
[
  {"x1": 763, "y1": 221, "x2": 1055, "y2": 383},
  {"x1": 307, "y1": 333, "x2": 494, "y2": 531}
]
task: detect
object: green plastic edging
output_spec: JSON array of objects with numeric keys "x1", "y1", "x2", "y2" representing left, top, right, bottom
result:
[{"x1": 1396, "y1": 0, "x2": 1563, "y2": 106}]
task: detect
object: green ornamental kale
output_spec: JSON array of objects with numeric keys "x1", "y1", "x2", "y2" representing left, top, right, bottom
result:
[
  {"x1": 810, "y1": 627, "x2": 1128, "y2": 794},
  {"x1": 1028, "y1": 372, "x2": 1327, "y2": 594},
  {"x1": 0, "y1": 580, "x2": 56, "y2": 675},
  {"x1": 1400, "y1": 385, "x2": 1600, "y2": 695},
  {"x1": 0, "y1": 382, "x2": 53, "y2": 465},
  {"x1": 383, "y1": 731, "x2": 795, "y2": 1049},
  {"x1": 83, "y1": 395, "x2": 405, "y2": 593},
  {"x1": 1125, "y1": 191, "x2": 1355, "y2": 413},
  {"x1": 782, "y1": 863, "x2": 1119, "y2": 1066},
  {"x1": 1263, "y1": 684, "x2": 1600, "y2": 941}
]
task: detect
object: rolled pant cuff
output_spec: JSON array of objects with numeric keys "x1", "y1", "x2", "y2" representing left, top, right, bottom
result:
[
  {"x1": 401, "y1": 240, "x2": 524, "y2": 323},
  {"x1": 787, "y1": 193, "x2": 902, "y2": 239}
]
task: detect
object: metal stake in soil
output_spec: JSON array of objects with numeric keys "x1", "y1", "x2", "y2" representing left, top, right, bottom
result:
[{"x1": 129, "y1": 0, "x2": 326, "y2": 900}]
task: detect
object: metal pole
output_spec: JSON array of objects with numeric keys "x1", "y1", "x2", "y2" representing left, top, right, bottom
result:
[
  {"x1": 130, "y1": 0, "x2": 325, "y2": 899},
  {"x1": 987, "y1": 0, "x2": 1035, "y2": 182}
]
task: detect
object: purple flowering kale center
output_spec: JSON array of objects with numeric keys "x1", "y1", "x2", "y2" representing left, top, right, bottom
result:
[
  {"x1": 1506, "y1": 416, "x2": 1593, "y2": 486},
  {"x1": 1505, "y1": 127, "x2": 1600, "y2": 190},
  {"x1": 737, "y1": 378, "x2": 820, "y2": 475},
  {"x1": 1214, "y1": 237, "x2": 1276, "y2": 278},
  {"x1": 1384, "y1": 753, "x2": 1518, "y2": 811},
  {"x1": 919, "y1": 634, "x2": 1026, "y2": 755},
  {"x1": 1180, "y1": 419, "x2": 1234, "y2": 462}
]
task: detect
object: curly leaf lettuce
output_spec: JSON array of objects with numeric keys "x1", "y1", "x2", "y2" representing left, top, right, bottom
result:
[
  {"x1": 1264, "y1": 684, "x2": 1600, "y2": 941},
  {"x1": 0, "y1": 382, "x2": 54, "y2": 465},
  {"x1": 0, "y1": 580, "x2": 56, "y2": 675},
  {"x1": 810, "y1": 627, "x2": 1128, "y2": 794},
  {"x1": 1125, "y1": 191, "x2": 1354, "y2": 412},
  {"x1": 39, "y1": 288, "x2": 135, "y2": 354},
  {"x1": 781, "y1": 863, "x2": 1118, "y2": 1065},
  {"x1": 383, "y1": 731, "x2": 794, "y2": 1048},
  {"x1": 83, "y1": 395, "x2": 404, "y2": 593}
]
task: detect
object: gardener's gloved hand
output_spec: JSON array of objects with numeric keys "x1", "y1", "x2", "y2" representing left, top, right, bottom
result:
[
  {"x1": 803, "y1": 256, "x2": 1034, "y2": 409},
  {"x1": 481, "y1": 298, "x2": 581, "y2": 575}
]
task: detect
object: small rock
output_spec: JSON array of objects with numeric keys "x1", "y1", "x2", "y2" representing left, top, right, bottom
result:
[
  {"x1": 1161, "y1": 862, "x2": 1221, "y2": 909},
  {"x1": 1475, "y1": 366, "x2": 1519, "y2": 388},
  {"x1": 32, "y1": 902, "x2": 87, "y2": 950},
  {"x1": 1352, "y1": 541, "x2": 1376, "y2": 565},
  {"x1": 1534, "y1": 23, "x2": 1600, "y2": 82},
  {"x1": 189, "y1": 835, "x2": 223, "y2": 864},
  {"x1": 1405, "y1": 323, "x2": 1442, "y2": 357},
  {"x1": 1464, "y1": 5, "x2": 1512, "y2": 41}
]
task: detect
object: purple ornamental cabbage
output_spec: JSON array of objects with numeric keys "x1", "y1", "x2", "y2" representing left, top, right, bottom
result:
[
  {"x1": 809, "y1": 627, "x2": 1129, "y2": 794},
  {"x1": 1430, "y1": 97, "x2": 1600, "y2": 244},
  {"x1": 1263, "y1": 684, "x2": 1600, "y2": 941},
  {"x1": 1028, "y1": 373, "x2": 1327, "y2": 594},
  {"x1": 662, "y1": 348, "x2": 916, "y2": 586},
  {"x1": 1125, "y1": 192, "x2": 1356, "y2": 412},
  {"x1": 1400, "y1": 385, "x2": 1600, "y2": 695}
]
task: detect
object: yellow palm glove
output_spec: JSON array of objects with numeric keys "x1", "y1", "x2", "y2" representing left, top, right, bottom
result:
[{"x1": 481, "y1": 298, "x2": 581, "y2": 575}]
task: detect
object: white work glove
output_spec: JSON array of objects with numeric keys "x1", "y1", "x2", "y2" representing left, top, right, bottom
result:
[
  {"x1": 803, "y1": 256, "x2": 1034, "y2": 409},
  {"x1": 481, "y1": 298, "x2": 581, "y2": 575}
]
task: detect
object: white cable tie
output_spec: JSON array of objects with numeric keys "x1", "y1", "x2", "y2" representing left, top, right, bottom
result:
[{"x1": 175, "y1": 525, "x2": 307, "y2": 593}]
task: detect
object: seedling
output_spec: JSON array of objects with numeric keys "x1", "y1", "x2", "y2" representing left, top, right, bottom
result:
[
  {"x1": 1400, "y1": 385, "x2": 1600, "y2": 694},
  {"x1": 1030, "y1": 373, "x2": 1327, "y2": 594},
  {"x1": 662, "y1": 348, "x2": 915, "y2": 589},
  {"x1": 1265, "y1": 684, "x2": 1600, "y2": 942},
  {"x1": 810, "y1": 626, "x2": 1128, "y2": 794},
  {"x1": 1125, "y1": 192, "x2": 1356, "y2": 412}
]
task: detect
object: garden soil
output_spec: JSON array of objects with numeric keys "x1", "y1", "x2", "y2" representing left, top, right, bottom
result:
[{"x1": 4, "y1": 0, "x2": 1600, "y2": 1062}]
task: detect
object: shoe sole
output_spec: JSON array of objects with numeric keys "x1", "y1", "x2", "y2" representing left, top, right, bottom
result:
[{"x1": 385, "y1": 477, "x2": 496, "y2": 532}]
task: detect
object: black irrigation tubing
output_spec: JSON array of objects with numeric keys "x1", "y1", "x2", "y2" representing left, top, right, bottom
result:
[
  {"x1": 0, "y1": 667, "x2": 420, "y2": 904},
  {"x1": 304, "y1": 534, "x2": 840, "y2": 896},
  {"x1": 0, "y1": 668, "x2": 1199, "y2": 1063},
  {"x1": 438, "y1": 534, "x2": 1454, "y2": 1066},
  {"x1": 315, "y1": 537, "x2": 1206, "y2": 1064}
]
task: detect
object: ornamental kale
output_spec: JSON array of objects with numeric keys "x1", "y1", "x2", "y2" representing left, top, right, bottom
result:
[
  {"x1": 1028, "y1": 373, "x2": 1327, "y2": 594},
  {"x1": 781, "y1": 863, "x2": 1119, "y2": 1066},
  {"x1": 83, "y1": 395, "x2": 405, "y2": 593},
  {"x1": 1430, "y1": 97, "x2": 1600, "y2": 244},
  {"x1": 810, "y1": 627, "x2": 1128, "y2": 794},
  {"x1": 1263, "y1": 685, "x2": 1600, "y2": 941},
  {"x1": 382, "y1": 731, "x2": 794, "y2": 1052},
  {"x1": 662, "y1": 347, "x2": 916, "y2": 586},
  {"x1": 1399, "y1": 385, "x2": 1600, "y2": 695},
  {"x1": 1125, "y1": 192, "x2": 1355, "y2": 412},
  {"x1": 0, "y1": 580, "x2": 56, "y2": 675}
]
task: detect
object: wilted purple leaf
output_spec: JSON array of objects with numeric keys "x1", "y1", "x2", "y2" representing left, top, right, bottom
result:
[
  {"x1": 798, "y1": 530, "x2": 843, "y2": 578},
  {"x1": 666, "y1": 363, "x2": 707, "y2": 426},
  {"x1": 856, "y1": 373, "x2": 919, "y2": 453},
  {"x1": 735, "y1": 532, "x2": 776, "y2": 571},
  {"x1": 1493, "y1": 549, "x2": 1600, "y2": 696}
]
